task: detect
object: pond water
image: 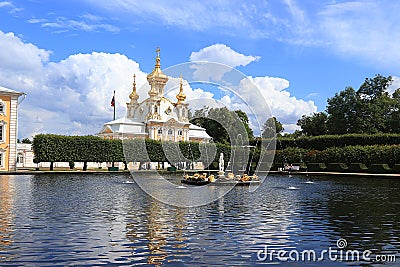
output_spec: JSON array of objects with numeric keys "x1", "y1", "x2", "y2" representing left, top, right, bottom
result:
[{"x1": 0, "y1": 173, "x2": 399, "y2": 266}]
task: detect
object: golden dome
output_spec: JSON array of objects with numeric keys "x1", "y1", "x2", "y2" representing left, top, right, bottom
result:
[
  {"x1": 129, "y1": 74, "x2": 139, "y2": 102},
  {"x1": 176, "y1": 74, "x2": 186, "y2": 104},
  {"x1": 147, "y1": 47, "x2": 168, "y2": 81}
]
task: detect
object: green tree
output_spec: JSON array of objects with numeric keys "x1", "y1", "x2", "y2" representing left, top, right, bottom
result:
[
  {"x1": 262, "y1": 117, "x2": 283, "y2": 138},
  {"x1": 326, "y1": 87, "x2": 360, "y2": 134},
  {"x1": 190, "y1": 107, "x2": 251, "y2": 144},
  {"x1": 21, "y1": 138, "x2": 32, "y2": 144},
  {"x1": 356, "y1": 75, "x2": 394, "y2": 133},
  {"x1": 297, "y1": 112, "x2": 328, "y2": 136},
  {"x1": 235, "y1": 110, "x2": 254, "y2": 140},
  {"x1": 326, "y1": 75, "x2": 396, "y2": 134},
  {"x1": 387, "y1": 88, "x2": 400, "y2": 132}
]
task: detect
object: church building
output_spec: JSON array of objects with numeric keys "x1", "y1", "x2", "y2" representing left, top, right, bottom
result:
[{"x1": 98, "y1": 49, "x2": 211, "y2": 142}]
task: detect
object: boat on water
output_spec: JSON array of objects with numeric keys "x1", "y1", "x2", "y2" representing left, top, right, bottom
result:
[
  {"x1": 181, "y1": 173, "x2": 215, "y2": 186},
  {"x1": 213, "y1": 172, "x2": 260, "y2": 186},
  {"x1": 181, "y1": 148, "x2": 261, "y2": 187},
  {"x1": 212, "y1": 153, "x2": 261, "y2": 186}
]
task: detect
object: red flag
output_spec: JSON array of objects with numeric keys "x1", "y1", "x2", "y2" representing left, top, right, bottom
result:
[{"x1": 111, "y1": 95, "x2": 115, "y2": 107}]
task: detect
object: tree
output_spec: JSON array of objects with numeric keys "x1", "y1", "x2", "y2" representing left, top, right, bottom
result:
[
  {"x1": 21, "y1": 138, "x2": 32, "y2": 144},
  {"x1": 325, "y1": 75, "x2": 397, "y2": 134},
  {"x1": 326, "y1": 87, "x2": 360, "y2": 134},
  {"x1": 297, "y1": 112, "x2": 328, "y2": 136},
  {"x1": 356, "y1": 75, "x2": 394, "y2": 133},
  {"x1": 387, "y1": 88, "x2": 400, "y2": 132},
  {"x1": 262, "y1": 117, "x2": 283, "y2": 138},
  {"x1": 190, "y1": 107, "x2": 251, "y2": 144},
  {"x1": 235, "y1": 110, "x2": 254, "y2": 140},
  {"x1": 358, "y1": 74, "x2": 392, "y2": 100}
]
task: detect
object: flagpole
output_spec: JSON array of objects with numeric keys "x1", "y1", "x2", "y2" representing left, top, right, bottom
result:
[{"x1": 113, "y1": 90, "x2": 116, "y2": 120}]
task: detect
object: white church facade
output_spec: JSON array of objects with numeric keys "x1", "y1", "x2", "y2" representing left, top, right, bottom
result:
[{"x1": 98, "y1": 49, "x2": 211, "y2": 143}]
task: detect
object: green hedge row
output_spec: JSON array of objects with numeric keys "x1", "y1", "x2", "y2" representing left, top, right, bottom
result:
[
  {"x1": 32, "y1": 134, "x2": 125, "y2": 163},
  {"x1": 32, "y1": 134, "x2": 232, "y2": 168},
  {"x1": 274, "y1": 145, "x2": 400, "y2": 166},
  {"x1": 33, "y1": 134, "x2": 400, "y2": 171},
  {"x1": 272, "y1": 133, "x2": 400, "y2": 150}
]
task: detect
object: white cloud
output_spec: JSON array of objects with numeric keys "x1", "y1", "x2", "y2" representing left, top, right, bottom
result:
[
  {"x1": 219, "y1": 76, "x2": 317, "y2": 135},
  {"x1": 307, "y1": 92, "x2": 318, "y2": 98},
  {"x1": 189, "y1": 44, "x2": 259, "y2": 81},
  {"x1": 317, "y1": 1, "x2": 400, "y2": 69},
  {"x1": 82, "y1": 0, "x2": 400, "y2": 71},
  {"x1": 28, "y1": 14, "x2": 120, "y2": 33},
  {"x1": 388, "y1": 76, "x2": 400, "y2": 95},
  {"x1": 0, "y1": 31, "x2": 146, "y2": 138},
  {"x1": 0, "y1": 1, "x2": 22, "y2": 13},
  {"x1": 0, "y1": 1, "x2": 12, "y2": 8},
  {"x1": 0, "y1": 31, "x2": 49, "y2": 73},
  {"x1": 83, "y1": 0, "x2": 256, "y2": 32},
  {"x1": 0, "y1": 31, "x2": 317, "y2": 138},
  {"x1": 190, "y1": 43, "x2": 259, "y2": 67}
]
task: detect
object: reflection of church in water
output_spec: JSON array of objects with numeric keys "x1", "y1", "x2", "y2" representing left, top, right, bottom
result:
[{"x1": 98, "y1": 49, "x2": 211, "y2": 143}]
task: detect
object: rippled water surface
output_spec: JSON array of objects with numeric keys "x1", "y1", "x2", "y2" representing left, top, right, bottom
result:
[{"x1": 0, "y1": 173, "x2": 399, "y2": 266}]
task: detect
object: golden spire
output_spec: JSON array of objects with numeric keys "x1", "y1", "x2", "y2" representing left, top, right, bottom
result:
[
  {"x1": 155, "y1": 47, "x2": 161, "y2": 69},
  {"x1": 176, "y1": 74, "x2": 186, "y2": 104},
  {"x1": 129, "y1": 74, "x2": 139, "y2": 102},
  {"x1": 147, "y1": 47, "x2": 168, "y2": 82}
]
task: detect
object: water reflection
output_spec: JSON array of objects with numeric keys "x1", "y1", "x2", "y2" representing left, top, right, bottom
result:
[
  {"x1": 325, "y1": 178, "x2": 400, "y2": 254},
  {"x1": 0, "y1": 174, "x2": 399, "y2": 266},
  {"x1": 0, "y1": 175, "x2": 15, "y2": 260}
]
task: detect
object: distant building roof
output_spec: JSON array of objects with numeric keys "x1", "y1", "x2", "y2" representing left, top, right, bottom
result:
[
  {"x1": 0, "y1": 86, "x2": 24, "y2": 96},
  {"x1": 189, "y1": 124, "x2": 212, "y2": 140},
  {"x1": 99, "y1": 117, "x2": 147, "y2": 135}
]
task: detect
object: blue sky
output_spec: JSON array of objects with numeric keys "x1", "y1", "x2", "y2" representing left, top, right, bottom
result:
[{"x1": 0, "y1": 0, "x2": 399, "y2": 138}]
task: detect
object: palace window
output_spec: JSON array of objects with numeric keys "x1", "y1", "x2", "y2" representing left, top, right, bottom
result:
[
  {"x1": 168, "y1": 129, "x2": 173, "y2": 135},
  {"x1": 158, "y1": 129, "x2": 162, "y2": 135},
  {"x1": 178, "y1": 130, "x2": 183, "y2": 136},
  {"x1": 0, "y1": 122, "x2": 5, "y2": 143},
  {"x1": 17, "y1": 153, "x2": 24, "y2": 164},
  {"x1": 0, "y1": 152, "x2": 3, "y2": 167},
  {"x1": 0, "y1": 103, "x2": 3, "y2": 114}
]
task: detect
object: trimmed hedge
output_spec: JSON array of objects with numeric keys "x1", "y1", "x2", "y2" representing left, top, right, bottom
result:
[
  {"x1": 275, "y1": 133, "x2": 400, "y2": 150},
  {"x1": 32, "y1": 134, "x2": 400, "y2": 172},
  {"x1": 274, "y1": 145, "x2": 400, "y2": 166},
  {"x1": 32, "y1": 134, "x2": 232, "y2": 169},
  {"x1": 32, "y1": 134, "x2": 124, "y2": 163}
]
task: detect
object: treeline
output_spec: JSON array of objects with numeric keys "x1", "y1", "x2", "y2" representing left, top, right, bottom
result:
[{"x1": 297, "y1": 75, "x2": 400, "y2": 136}]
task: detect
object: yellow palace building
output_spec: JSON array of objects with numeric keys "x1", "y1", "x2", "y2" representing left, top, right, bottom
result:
[{"x1": 0, "y1": 86, "x2": 24, "y2": 171}]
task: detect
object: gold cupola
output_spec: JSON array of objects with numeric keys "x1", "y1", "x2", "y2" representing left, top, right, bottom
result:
[
  {"x1": 176, "y1": 74, "x2": 186, "y2": 104},
  {"x1": 129, "y1": 74, "x2": 139, "y2": 103},
  {"x1": 147, "y1": 48, "x2": 169, "y2": 100}
]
